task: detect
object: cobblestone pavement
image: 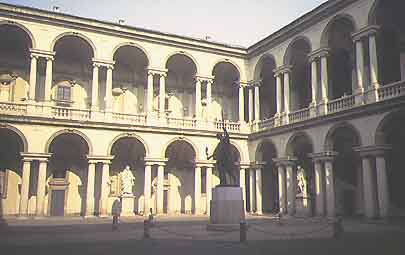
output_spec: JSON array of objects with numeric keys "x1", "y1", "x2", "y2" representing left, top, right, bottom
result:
[{"x1": 1, "y1": 215, "x2": 404, "y2": 255}]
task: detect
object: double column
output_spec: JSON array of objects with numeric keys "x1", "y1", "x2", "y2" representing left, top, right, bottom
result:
[
  {"x1": 273, "y1": 66, "x2": 292, "y2": 124},
  {"x1": 194, "y1": 76, "x2": 214, "y2": 120},
  {"x1": 143, "y1": 158, "x2": 167, "y2": 215},
  {"x1": 146, "y1": 69, "x2": 168, "y2": 116},
  {"x1": 245, "y1": 81, "x2": 261, "y2": 123},
  {"x1": 245, "y1": 162, "x2": 264, "y2": 215},
  {"x1": 194, "y1": 161, "x2": 215, "y2": 215},
  {"x1": 274, "y1": 157, "x2": 299, "y2": 216},
  {"x1": 308, "y1": 48, "x2": 330, "y2": 115}
]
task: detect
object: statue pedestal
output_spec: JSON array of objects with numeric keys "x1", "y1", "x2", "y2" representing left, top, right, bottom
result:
[
  {"x1": 207, "y1": 186, "x2": 245, "y2": 231},
  {"x1": 121, "y1": 194, "x2": 135, "y2": 217}
]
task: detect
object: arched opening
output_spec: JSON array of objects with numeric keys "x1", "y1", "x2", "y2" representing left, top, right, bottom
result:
[
  {"x1": 165, "y1": 54, "x2": 197, "y2": 118},
  {"x1": 0, "y1": 24, "x2": 32, "y2": 102},
  {"x1": 371, "y1": 1, "x2": 405, "y2": 85},
  {"x1": 0, "y1": 128, "x2": 25, "y2": 216},
  {"x1": 164, "y1": 140, "x2": 196, "y2": 214},
  {"x1": 285, "y1": 38, "x2": 312, "y2": 111},
  {"x1": 376, "y1": 110, "x2": 405, "y2": 215},
  {"x1": 324, "y1": 17, "x2": 355, "y2": 99},
  {"x1": 48, "y1": 133, "x2": 89, "y2": 216},
  {"x1": 286, "y1": 133, "x2": 314, "y2": 216},
  {"x1": 255, "y1": 140, "x2": 278, "y2": 213},
  {"x1": 110, "y1": 137, "x2": 146, "y2": 214},
  {"x1": 212, "y1": 62, "x2": 240, "y2": 121},
  {"x1": 112, "y1": 46, "x2": 149, "y2": 113},
  {"x1": 256, "y1": 56, "x2": 277, "y2": 119},
  {"x1": 325, "y1": 125, "x2": 361, "y2": 216},
  {"x1": 53, "y1": 36, "x2": 94, "y2": 109}
]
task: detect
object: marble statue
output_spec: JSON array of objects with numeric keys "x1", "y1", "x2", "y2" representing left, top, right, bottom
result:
[
  {"x1": 120, "y1": 165, "x2": 135, "y2": 195},
  {"x1": 297, "y1": 165, "x2": 306, "y2": 196}
]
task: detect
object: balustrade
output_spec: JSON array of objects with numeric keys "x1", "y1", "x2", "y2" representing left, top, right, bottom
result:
[
  {"x1": 378, "y1": 81, "x2": 405, "y2": 101},
  {"x1": 327, "y1": 95, "x2": 355, "y2": 113},
  {"x1": 289, "y1": 108, "x2": 310, "y2": 123}
]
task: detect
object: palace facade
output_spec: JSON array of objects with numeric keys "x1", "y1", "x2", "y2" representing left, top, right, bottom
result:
[{"x1": 0, "y1": 0, "x2": 404, "y2": 218}]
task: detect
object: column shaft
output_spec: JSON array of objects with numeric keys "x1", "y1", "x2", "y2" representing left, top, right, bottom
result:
[
  {"x1": 325, "y1": 160, "x2": 335, "y2": 217},
  {"x1": 369, "y1": 34, "x2": 379, "y2": 88},
  {"x1": 29, "y1": 55, "x2": 38, "y2": 101},
  {"x1": 249, "y1": 169, "x2": 255, "y2": 212},
  {"x1": 376, "y1": 156, "x2": 389, "y2": 218},
  {"x1": 362, "y1": 157, "x2": 377, "y2": 218},
  {"x1": 195, "y1": 80, "x2": 202, "y2": 118},
  {"x1": 320, "y1": 55, "x2": 329, "y2": 102},
  {"x1": 144, "y1": 164, "x2": 152, "y2": 214},
  {"x1": 314, "y1": 160, "x2": 325, "y2": 216},
  {"x1": 206, "y1": 167, "x2": 212, "y2": 215},
  {"x1": 19, "y1": 160, "x2": 31, "y2": 216},
  {"x1": 355, "y1": 39, "x2": 365, "y2": 92},
  {"x1": 254, "y1": 86, "x2": 260, "y2": 121},
  {"x1": 248, "y1": 88, "x2": 254, "y2": 122},
  {"x1": 91, "y1": 64, "x2": 99, "y2": 110},
  {"x1": 157, "y1": 165, "x2": 164, "y2": 214},
  {"x1": 278, "y1": 165, "x2": 287, "y2": 214},
  {"x1": 255, "y1": 168, "x2": 263, "y2": 215},
  {"x1": 100, "y1": 162, "x2": 110, "y2": 216},
  {"x1": 146, "y1": 72, "x2": 154, "y2": 112},
  {"x1": 105, "y1": 66, "x2": 113, "y2": 111},
  {"x1": 238, "y1": 85, "x2": 245, "y2": 122},
  {"x1": 311, "y1": 59, "x2": 318, "y2": 104},
  {"x1": 239, "y1": 167, "x2": 246, "y2": 212},
  {"x1": 283, "y1": 72, "x2": 290, "y2": 115},
  {"x1": 286, "y1": 164, "x2": 296, "y2": 215},
  {"x1": 206, "y1": 80, "x2": 212, "y2": 118},
  {"x1": 276, "y1": 74, "x2": 282, "y2": 114},
  {"x1": 44, "y1": 58, "x2": 53, "y2": 102},
  {"x1": 36, "y1": 160, "x2": 47, "y2": 216},
  {"x1": 159, "y1": 74, "x2": 166, "y2": 114},
  {"x1": 86, "y1": 162, "x2": 96, "y2": 216},
  {"x1": 194, "y1": 166, "x2": 201, "y2": 214}
]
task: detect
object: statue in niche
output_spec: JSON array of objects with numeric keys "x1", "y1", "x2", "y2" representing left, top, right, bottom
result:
[
  {"x1": 296, "y1": 165, "x2": 307, "y2": 197},
  {"x1": 120, "y1": 165, "x2": 135, "y2": 195}
]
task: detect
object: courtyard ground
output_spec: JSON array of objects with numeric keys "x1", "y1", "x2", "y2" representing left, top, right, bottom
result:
[{"x1": 1, "y1": 215, "x2": 404, "y2": 255}]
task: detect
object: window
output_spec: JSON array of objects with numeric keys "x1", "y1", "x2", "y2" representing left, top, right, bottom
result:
[{"x1": 57, "y1": 86, "x2": 71, "y2": 101}]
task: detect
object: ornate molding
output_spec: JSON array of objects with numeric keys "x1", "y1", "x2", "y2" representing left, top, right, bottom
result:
[
  {"x1": 273, "y1": 65, "x2": 292, "y2": 76},
  {"x1": 352, "y1": 25, "x2": 380, "y2": 42},
  {"x1": 308, "y1": 48, "x2": 330, "y2": 62},
  {"x1": 354, "y1": 145, "x2": 391, "y2": 157}
]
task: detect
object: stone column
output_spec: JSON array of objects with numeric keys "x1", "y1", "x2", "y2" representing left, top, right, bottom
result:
[
  {"x1": 19, "y1": 158, "x2": 32, "y2": 216},
  {"x1": 325, "y1": 158, "x2": 335, "y2": 217},
  {"x1": 194, "y1": 166, "x2": 201, "y2": 214},
  {"x1": 146, "y1": 71, "x2": 154, "y2": 113},
  {"x1": 286, "y1": 162, "x2": 296, "y2": 216},
  {"x1": 29, "y1": 54, "x2": 38, "y2": 101},
  {"x1": 144, "y1": 163, "x2": 152, "y2": 214},
  {"x1": 99, "y1": 161, "x2": 111, "y2": 217},
  {"x1": 206, "y1": 167, "x2": 212, "y2": 215},
  {"x1": 159, "y1": 73, "x2": 167, "y2": 115},
  {"x1": 248, "y1": 87, "x2": 254, "y2": 122},
  {"x1": 361, "y1": 156, "x2": 377, "y2": 218},
  {"x1": 156, "y1": 164, "x2": 165, "y2": 214},
  {"x1": 310, "y1": 58, "x2": 318, "y2": 105},
  {"x1": 283, "y1": 70, "x2": 291, "y2": 117},
  {"x1": 206, "y1": 79, "x2": 212, "y2": 118},
  {"x1": 314, "y1": 160, "x2": 325, "y2": 216},
  {"x1": 354, "y1": 38, "x2": 365, "y2": 93},
  {"x1": 36, "y1": 159, "x2": 48, "y2": 217},
  {"x1": 239, "y1": 166, "x2": 247, "y2": 212},
  {"x1": 44, "y1": 56, "x2": 54, "y2": 102},
  {"x1": 276, "y1": 74, "x2": 282, "y2": 115},
  {"x1": 105, "y1": 65, "x2": 113, "y2": 111},
  {"x1": 249, "y1": 168, "x2": 255, "y2": 213},
  {"x1": 85, "y1": 161, "x2": 96, "y2": 217},
  {"x1": 91, "y1": 63, "x2": 99, "y2": 110},
  {"x1": 254, "y1": 84, "x2": 261, "y2": 121},
  {"x1": 238, "y1": 84, "x2": 245, "y2": 122},
  {"x1": 195, "y1": 78, "x2": 202, "y2": 119},
  {"x1": 255, "y1": 167, "x2": 263, "y2": 215},
  {"x1": 320, "y1": 53, "x2": 329, "y2": 105},
  {"x1": 376, "y1": 154, "x2": 389, "y2": 218},
  {"x1": 277, "y1": 164, "x2": 287, "y2": 214}
]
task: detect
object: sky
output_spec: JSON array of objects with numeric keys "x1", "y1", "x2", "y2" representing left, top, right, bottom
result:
[{"x1": 2, "y1": 0, "x2": 328, "y2": 47}]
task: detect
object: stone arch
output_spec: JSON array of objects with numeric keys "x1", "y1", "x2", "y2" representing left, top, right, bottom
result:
[
  {"x1": 164, "y1": 51, "x2": 199, "y2": 75},
  {"x1": 111, "y1": 42, "x2": 151, "y2": 65},
  {"x1": 50, "y1": 32, "x2": 96, "y2": 57},
  {"x1": 45, "y1": 129, "x2": 93, "y2": 155},
  {"x1": 285, "y1": 131, "x2": 314, "y2": 156},
  {"x1": 211, "y1": 59, "x2": 241, "y2": 80},
  {"x1": 320, "y1": 14, "x2": 358, "y2": 47},
  {"x1": 163, "y1": 137, "x2": 198, "y2": 160},
  {"x1": 253, "y1": 53, "x2": 277, "y2": 80},
  {"x1": 229, "y1": 141, "x2": 243, "y2": 162},
  {"x1": 325, "y1": 122, "x2": 362, "y2": 150},
  {"x1": 283, "y1": 36, "x2": 312, "y2": 65},
  {"x1": 0, "y1": 21, "x2": 36, "y2": 48},
  {"x1": 108, "y1": 133, "x2": 150, "y2": 157},
  {"x1": 0, "y1": 124, "x2": 28, "y2": 153},
  {"x1": 375, "y1": 109, "x2": 405, "y2": 145},
  {"x1": 255, "y1": 138, "x2": 278, "y2": 161}
]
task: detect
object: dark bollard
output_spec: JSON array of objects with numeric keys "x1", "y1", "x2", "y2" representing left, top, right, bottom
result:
[
  {"x1": 333, "y1": 217, "x2": 343, "y2": 239},
  {"x1": 144, "y1": 219, "x2": 150, "y2": 239},
  {"x1": 112, "y1": 215, "x2": 119, "y2": 231},
  {"x1": 240, "y1": 221, "x2": 247, "y2": 243}
]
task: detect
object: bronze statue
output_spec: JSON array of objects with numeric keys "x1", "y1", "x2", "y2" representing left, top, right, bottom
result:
[{"x1": 207, "y1": 126, "x2": 237, "y2": 186}]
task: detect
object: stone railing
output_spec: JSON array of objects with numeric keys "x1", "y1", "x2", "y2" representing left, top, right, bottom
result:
[
  {"x1": 112, "y1": 112, "x2": 147, "y2": 125},
  {"x1": 0, "y1": 101, "x2": 27, "y2": 115},
  {"x1": 327, "y1": 95, "x2": 356, "y2": 113},
  {"x1": 167, "y1": 117, "x2": 196, "y2": 129},
  {"x1": 378, "y1": 81, "x2": 405, "y2": 101},
  {"x1": 214, "y1": 121, "x2": 240, "y2": 132},
  {"x1": 258, "y1": 116, "x2": 276, "y2": 130},
  {"x1": 289, "y1": 107, "x2": 310, "y2": 123},
  {"x1": 52, "y1": 106, "x2": 91, "y2": 120}
]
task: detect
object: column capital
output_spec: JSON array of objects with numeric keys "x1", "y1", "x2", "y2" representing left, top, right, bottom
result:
[
  {"x1": 308, "y1": 48, "x2": 330, "y2": 62},
  {"x1": 308, "y1": 151, "x2": 338, "y2": 162},
  {"x1": 86, "y1": 155, "x2": 115, "y2": 163},
  {"x1": 248, "y1": 80, "x2": 262, "y2": 87},
  {"x1": 195, "y1": 160, "x2": 216, "y2": 168},
  {"x1": 251, "y1": 161, "x2": 266, "y2": 169},
  {"x1": 195, "y1": 75, "x2": 214, "y2": 83},
  {"x1": 273, "y1": 65, "x2": 292, "y2": 76},
  {"x1": 92, "y1": 58, "x2": 115, "y2": 68},
  {"x1": 144, "y1": 157, "x2": 168, "y2": 166},
  {"x1": 352, "y1": 25, "x2": 380, "y2": 42},
  {"x1": 354, "y1": 145, "x2": 391, "y2": 157},
  {"x1": 29, "y1": 49, "x2": 55, "y2": 59},
  {"x1": 147, "y1": 68, "x2": 167, "y2": 77},
  {"x1": 273, "y1": 156, "x2": 298, "y2": 167},
  {"x1": 239, "y1": 81, "x2": 249, "y2": 87},
  {"x1": 20, "y1": 153, "x2": 52, "y2": 161}
]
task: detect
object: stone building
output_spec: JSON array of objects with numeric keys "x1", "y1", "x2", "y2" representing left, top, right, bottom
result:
[{"x1": 0, "y1": 0, "x2": 404, "y2": 218}]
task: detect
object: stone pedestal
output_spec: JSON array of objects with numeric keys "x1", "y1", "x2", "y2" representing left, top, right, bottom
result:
[
  {"x1": 295, "y1": 196, "x2": 312, "y2": 217},
  {"x1": 121, "y1": 195, "x2": 135, "y2": 217},
  {"x1": 207, "y1": 186, "x2": 245, "y2": 231}
]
